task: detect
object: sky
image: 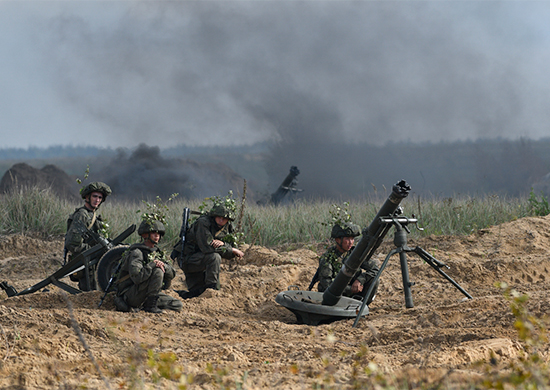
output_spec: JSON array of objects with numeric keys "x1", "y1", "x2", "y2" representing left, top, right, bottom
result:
[{"x1": 1, "y1": 1, "x2": 550, "y2": 150}]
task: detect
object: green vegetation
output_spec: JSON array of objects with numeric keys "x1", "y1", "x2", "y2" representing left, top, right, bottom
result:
[
  {"x1": 528, "y1": 188, "x2": 550, "y2": 217},
  {"x1": 480, "y1": 283, "x2": 550, "y2": 390},
  {"x1": 0, "y1": 188, "x2": 547, "y2": 249},
  {"x1": 0, "y1": 187, "x2": 70, "y2": 236}
]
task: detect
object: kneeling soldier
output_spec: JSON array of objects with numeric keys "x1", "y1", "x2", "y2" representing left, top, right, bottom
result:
[
  {"x1": 172, "y1": 204, "x2": 244, "y2": 299},
  {"x1": 115, "y1": 219, "x2": 182, "y2": 313}
]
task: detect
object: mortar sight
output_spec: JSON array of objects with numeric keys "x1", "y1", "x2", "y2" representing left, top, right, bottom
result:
[{"x1": 322, "y1": 179, "x2": 411, "y2": 306}]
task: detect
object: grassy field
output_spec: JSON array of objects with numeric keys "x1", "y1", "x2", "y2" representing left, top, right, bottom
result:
[{"x1": 0, "y1": 187, "x2": 547, "y2": 251}]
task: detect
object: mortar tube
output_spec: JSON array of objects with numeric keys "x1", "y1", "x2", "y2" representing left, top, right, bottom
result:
[{"x1": 322, "y1": 180, "x2": 411, "y2": 306}]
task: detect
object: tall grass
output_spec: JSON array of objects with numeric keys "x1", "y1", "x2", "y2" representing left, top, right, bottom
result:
[
  {"x1": 0, "y1": 187, "x2": 69, "y2": 236},
  {"x1": 0, "y1": 187, "x2": 543, "y2": 249}
]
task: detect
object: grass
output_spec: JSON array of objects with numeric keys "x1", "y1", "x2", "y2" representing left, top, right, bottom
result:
[
  {"x1": 0, "y1": 186, "x2": 69, "y2": 236},
  {"x1": 0, "y1": 187, "x2": 545, "y2": 250}
]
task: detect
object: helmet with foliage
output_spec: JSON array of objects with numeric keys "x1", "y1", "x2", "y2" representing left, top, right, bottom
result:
[
  {"x1": 138, "y1": 219, "x2": 166, "y2": 236},
  {"x1": 80, "y1": 182, "x2": 112, "y2": 200},
  {"x1": 209, "y1": 204, "x2": 235, "y2": 221},
  {"x1": 331, "y1": 222, "x2": 361, "y2": 239}
]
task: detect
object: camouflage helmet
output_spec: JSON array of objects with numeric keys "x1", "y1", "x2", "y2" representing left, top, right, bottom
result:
[
  {"x1": 331, "y1": 222, "x2": 361, "y2": 239},
  {"x1": 138, "y1": 220, "x2": 166, "y2": 236},
  {"x1": 209, "y1": 204, "x2": 235, "y2": 221},
  {"x1": 80, "y1": 182, "x2": 112, "y2": 200}
]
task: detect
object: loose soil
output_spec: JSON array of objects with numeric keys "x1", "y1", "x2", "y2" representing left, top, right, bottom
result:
[{"x1": 1, "y1": 215, "x2": 550, "y2": 389}]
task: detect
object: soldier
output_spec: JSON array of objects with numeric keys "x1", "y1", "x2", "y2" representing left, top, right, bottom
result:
[
  {"x1": 172, "y1": 204, "x2": 244, "y2": 299},
  {"x1": 65, "y1": 181, "x2": 112, "y2": 291},
  {"x1": 316, "y1": 222, "x2": 379, "y2": 304},
  {"x1": 114, "y1": 219, "x2": 182, "y2": 313}
]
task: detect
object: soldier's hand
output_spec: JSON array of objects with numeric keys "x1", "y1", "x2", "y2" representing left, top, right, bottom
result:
[
  {"x1": 232, "y1": 248, "x2": 244, "y2": 258},
  {"x1": 154, "y1": 259, "x2": 165, "y2": 272},
  {"x1": 211, "y1": 239, "x2": 225, "y2": 248},
  {"x1": 351, "y1": 280, "x2": 363, "y2": 294}
]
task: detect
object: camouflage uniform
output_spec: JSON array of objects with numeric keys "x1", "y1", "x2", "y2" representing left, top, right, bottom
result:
[
  {"x1": 116, "y1": 243, "x2": 182, "y2": 312},
  {"x1": 317, "y1": 245, "x2": 380, "y2": 304},
  {"x1": 65, "y1": 206, "x2": 104, "y2": 255},
  {"x1": 173, "y1": 207, "x2": 237, "y2": 296},
  {"x1": 64, "y1": 181, "x2": 111, "y2": 291}
]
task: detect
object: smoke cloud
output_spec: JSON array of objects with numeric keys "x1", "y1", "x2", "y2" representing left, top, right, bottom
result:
[
  {"x1": 4, "y1": 2, "x2": 550, "y2": 198},
  {"x1": 98, "y1": 144, "x2": 244, "y2": 201},
  {"x1": 37, "y1": 1, "x2": 550, "y2": 148}
]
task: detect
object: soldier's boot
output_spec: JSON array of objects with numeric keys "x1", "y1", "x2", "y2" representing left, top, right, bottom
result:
[
  {"x1": 114, "y1": 295, "x2": 131, "y2": 312},
  {"x1": 143, "y1": 295, "x2": 163, "y2": 314},
  {"x1": 175, "y1": 290, "x2": 192, "y2": 299},
  {"x1": 176, "y1": 286, "x2": 206, "y2": 299}
]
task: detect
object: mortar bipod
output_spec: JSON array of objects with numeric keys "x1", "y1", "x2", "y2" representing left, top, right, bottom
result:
[{"x1": 352, "y1": 215, "x2": 472, "y2": 328}]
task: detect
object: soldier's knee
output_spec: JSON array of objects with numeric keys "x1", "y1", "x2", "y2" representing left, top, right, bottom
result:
[
  {"x1": 152, "y1": 267, "x2": 165, "y2": 280},
  {"x1": 209, "y1": 252, "x2": 222, "y2": 262},
  {"x1": 150, "y1": 268, "x2": 164, "y2": 289}
]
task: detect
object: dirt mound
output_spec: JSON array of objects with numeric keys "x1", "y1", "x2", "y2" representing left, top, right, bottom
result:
[
  {"x1": 0, "y1": 162, "x2": 80, "y2": 200},
  {"x1": 1, "y1": 215, "x2": 550, "y2": 389}
]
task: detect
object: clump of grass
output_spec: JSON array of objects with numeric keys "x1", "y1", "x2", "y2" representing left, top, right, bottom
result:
[
  {"x1": 0, "y1": 186, "x2": 70, "y2": 237},
  {"x1": 410, "y1": 194, "x2": 533, "y2": 237},
  {"x1": 527, "y1": 188, "x2": 550, "y2": 217}
]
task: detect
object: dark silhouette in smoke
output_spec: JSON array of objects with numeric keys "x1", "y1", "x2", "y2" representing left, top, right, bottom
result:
[{"x1": 98, "y1": 144, "x2": 245, "y2": 201}]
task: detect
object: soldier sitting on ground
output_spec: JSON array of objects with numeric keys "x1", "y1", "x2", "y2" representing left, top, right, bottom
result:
[
  {"x1": 171, "y1": 204, "x2": 244, "y2": 299},
  {"x1": 114, "y1": 219, "x2": 183, "y2": 313},
  {"x1": 65, "y1": 181, "x2": 112, "y2": 291},
  {"x1": 316, "y1": 222, "x2": 379, "y2": 304}
]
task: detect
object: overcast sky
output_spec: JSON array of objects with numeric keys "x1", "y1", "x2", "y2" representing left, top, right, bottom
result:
[{"x1": 1, "y1": 1, "x2": 550, "y2": 150}]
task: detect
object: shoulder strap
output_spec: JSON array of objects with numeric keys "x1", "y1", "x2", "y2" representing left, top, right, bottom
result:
[{"x1": 88, "y1": 211, "x2": 97, "y2": 230}]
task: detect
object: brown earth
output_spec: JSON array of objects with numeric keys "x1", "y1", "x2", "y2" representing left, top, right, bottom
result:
[
  {"x1": 0, "y1": 163, "x2": 80, "y2": 201},
  {"x1": 1, "y1": 216, "x2": 550, "y2": 389}
]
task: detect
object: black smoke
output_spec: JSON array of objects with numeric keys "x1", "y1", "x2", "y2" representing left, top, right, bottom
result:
[{"x1": 98, "y1": 144, "x2": 244, "y2": 201}]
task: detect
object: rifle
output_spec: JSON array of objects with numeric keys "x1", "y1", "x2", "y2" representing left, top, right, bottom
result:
[
  {"x1": 98, "y1": 258, "x2": 124, "y2": 308},
  {"x1": 173, "y1": 207, "x2": 203, "y2": 270},
  {"x1": 307, "y1": 268, "x2": 320, "y2": 291},
  {"x1": 76, "y1": 222, "x2": 112, "y2": 250},
  {"x1": 177, "y1": 207, "x2": 191, "y2": 270}
]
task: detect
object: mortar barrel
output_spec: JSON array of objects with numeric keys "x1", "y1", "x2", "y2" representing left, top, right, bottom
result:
[{"x1": 322, "y1": 180, "x2": 411, "y2": 306}]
